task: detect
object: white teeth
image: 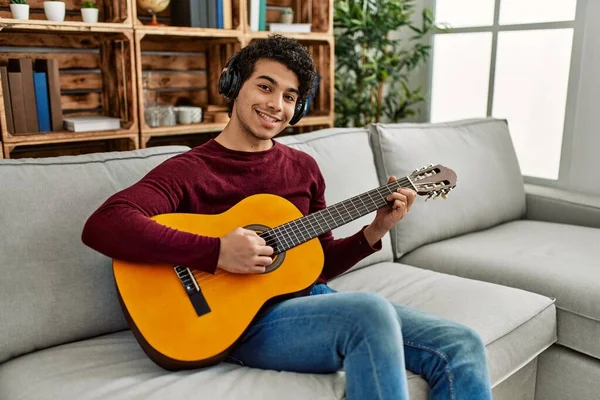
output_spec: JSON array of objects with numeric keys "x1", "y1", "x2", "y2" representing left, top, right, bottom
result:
[{"x1": 258, "y1": 111, "x2": 278, "y2": 123}]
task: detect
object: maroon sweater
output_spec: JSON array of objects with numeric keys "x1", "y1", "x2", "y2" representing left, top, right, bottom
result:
[{"x1": 82, "y1": 139, "x2": 381, "y2": 283}]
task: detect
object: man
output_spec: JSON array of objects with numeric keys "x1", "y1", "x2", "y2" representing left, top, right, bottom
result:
[{"x1": 82, "y1": 34, "x2": 493, "y2": 399}]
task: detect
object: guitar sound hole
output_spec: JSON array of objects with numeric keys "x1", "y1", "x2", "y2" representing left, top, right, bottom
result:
[{"x1": 243, "y1": 223, "x2": 286, "y2": 274}]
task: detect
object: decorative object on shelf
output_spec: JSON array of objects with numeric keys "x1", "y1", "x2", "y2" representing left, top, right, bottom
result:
[
  {"x1": 175, "y1": 106, "x2": 202, "y2": 125},
  {"x1": 145, "y1": 105, "x2": 176, "y2": 127},
  {"x1": 44, "y1": 0, "x2": 66, "y2": 22},
  {"x1": 9, "y1": 0, "x2": 30, "y2": 20},
  {"x1": 80, "y1": 1, "x2": 99, "y2": 23},
  {"x1": 63, "y1": 116, "x2": 121, "y2": 132},
  {"x1": 280, "y1": 7, "x2": 293, "y2": 24},
  {"x1": 334, "y1": 0, "x2": 435, "y2": 127},
  {"x1": 136, "y1": 0, "x2": 170, "y2": 26}
]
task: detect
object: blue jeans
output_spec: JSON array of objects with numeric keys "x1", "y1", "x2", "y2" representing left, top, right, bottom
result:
[{"x1": 227, "y1": 284, "x2": 493, "y2": 400}]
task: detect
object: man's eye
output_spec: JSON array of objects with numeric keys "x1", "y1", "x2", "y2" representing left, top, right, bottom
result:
[
  {"x1": 259, "y1": 84, "x2": 270, "y2": 91},
  {"x1": 285, "y1": 95, "x2": 295, "y2": 102}
]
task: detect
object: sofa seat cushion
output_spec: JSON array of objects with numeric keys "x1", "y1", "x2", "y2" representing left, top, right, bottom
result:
[
  {"x1": 400, "y1": 220, "x2": 600, "y2": 360},
  {"x1": 0, "y1": 263, "x2": 555, "y2": 400},
  {"x1": 329, "y1": 262, "x2": 556, "y2": 390}
]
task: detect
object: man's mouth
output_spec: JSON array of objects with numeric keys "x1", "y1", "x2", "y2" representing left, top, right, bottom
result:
[{"x1": 256, "y1": 110, "x2": 281, "y2": 123}]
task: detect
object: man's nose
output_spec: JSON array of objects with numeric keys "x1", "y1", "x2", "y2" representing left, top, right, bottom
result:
[{"x1": 266, "y1": 94, "x2": 283, "y2": 111}]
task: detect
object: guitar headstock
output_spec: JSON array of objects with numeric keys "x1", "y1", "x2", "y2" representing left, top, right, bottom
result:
[{"x1": 409, "y1": 164, "x2": 457, "y2": 200}]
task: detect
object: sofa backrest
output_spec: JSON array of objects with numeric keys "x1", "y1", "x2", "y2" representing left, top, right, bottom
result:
[
  {"x1": 0, "y1": 146, "x2": 189, "y2": 364},
  {"x1": 369, "y1": 118, "x2": 527, "y2": 258},
  {"x1": 276, "y1": 127, "x2": 394, "y2": 273}
]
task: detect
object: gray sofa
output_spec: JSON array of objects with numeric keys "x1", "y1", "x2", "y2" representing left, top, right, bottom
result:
[{"x1": 0, "y1": 118, "x2": 598, "y2": 399}]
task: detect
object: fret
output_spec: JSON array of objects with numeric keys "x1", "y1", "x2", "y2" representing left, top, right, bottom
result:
[
  {"x1": 326, "y1": 208, "x2": 338, "y2": 229},
  {"x1": 334, "y1": 203, "x2": 347, "y2": 225},
  {"x1": 366, "y1": 190, "x2": 382, "y2": 208},
  {"x1": 347, "y1": 199, "x2": 360, "y2": 217},
  {"x1": 295, "y1": 218, "x2": 309, "y2": 242},
  {"x1": 311, "y1": 212, "x2": 326, "y2": 235},
  {"x1": 357, "y1": 195, "x2": 369, "y2": 214},
  {"x1": 275, "y1": 226, "x2": 291, "y2": 250},
  {"x1": 282, "y1": 223, "x2": 297, "y2": 248},
  {"x1": 288, "y1": 220, "x2": 302, "y2": 246}
]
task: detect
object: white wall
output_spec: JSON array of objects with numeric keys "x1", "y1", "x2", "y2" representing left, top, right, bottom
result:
[{"x1": 564, "y1": 0, "x2": 600, "y2": 195}]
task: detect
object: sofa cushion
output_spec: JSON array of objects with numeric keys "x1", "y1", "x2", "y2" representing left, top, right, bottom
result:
[
  {"x1": 329, "y1": 262, "x2": 557, "y2": 388},
  {"x1": 0, "y1": 262, "x2": 555, "y2": 400},
  {"x1": 276, "y1": 128, "x2": 394, "y2": 272},
  {"x1": 400, "y1": 220, "x2": 600, "y2": 360},
  {"x1": 369, "y1": 118, "x2": 526, "y2": 258},
  {"x1": 0, "y1": 146, "x2": 190, "y2": 364}
]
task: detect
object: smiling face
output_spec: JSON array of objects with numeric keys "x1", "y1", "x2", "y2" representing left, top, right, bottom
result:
[{"x1": 230, "y1": 58, "x2": 300, "y2": 143}]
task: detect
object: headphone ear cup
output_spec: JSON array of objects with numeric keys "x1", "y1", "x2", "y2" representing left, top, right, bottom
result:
[
  {"x1": 218, "y1": 54, "x2": 239, "y2": 99},
  {"x1": 289, "y1": 98, "x2": 309, "y2": 125}
]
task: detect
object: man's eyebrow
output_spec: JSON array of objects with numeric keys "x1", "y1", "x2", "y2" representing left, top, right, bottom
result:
[{"x1": 256, "y1": 75, "x2": 299, "y2": 95}]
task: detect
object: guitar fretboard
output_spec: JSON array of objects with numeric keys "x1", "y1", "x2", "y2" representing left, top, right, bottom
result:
[{"x1": 261, "y1": 176, "x2": 414, "y2": 253}]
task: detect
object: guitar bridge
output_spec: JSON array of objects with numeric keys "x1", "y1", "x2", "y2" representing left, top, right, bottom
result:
[{"x1": 174, "y1": 266, "x2": 211, "y2": 317}]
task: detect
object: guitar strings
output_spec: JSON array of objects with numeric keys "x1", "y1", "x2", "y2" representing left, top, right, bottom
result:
[
  {"x1": 260, "y1": 177, "x2": 412, "y2": 249},
  {"x1": 191, "y1": 177, "x2": 417, "y2": 285}
]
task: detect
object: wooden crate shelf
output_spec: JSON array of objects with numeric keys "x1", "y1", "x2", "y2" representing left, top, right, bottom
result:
[
  {"x1": 0, "y1": 0, "x2": 334, "y2": 157},
  {"x1": 0, "y1": 0, "x2": 132, "y2": 26},
  {"x1": 136, "y1": 31, "x2": 242, "y2": 147},
  {"x1": 0, "y1": 29, "x2": 138, "y2": 158}
]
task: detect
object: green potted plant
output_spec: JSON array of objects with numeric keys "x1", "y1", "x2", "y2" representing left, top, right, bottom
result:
[
  {"x1": 280, "y1": 8, "x2": 293, "y2": 24},
  {"x1": 81, "y1": 0, "x2": 98, "y2": 23},
  {"x1": 334, "y1": 0, "x2": 436, "y2": 127},
  {"x1": 44, "y1": 0, "x2": 66, "y2": 22},
  {"x1": 10, "y1": 0, "x2": 30, "y2": 20}
]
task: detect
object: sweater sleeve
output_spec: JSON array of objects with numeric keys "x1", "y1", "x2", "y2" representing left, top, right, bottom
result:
[
  {"x1": 310, "y1": 168, "x2": 382, "y2": 281},
  {"x1": 81, "y1": 155, "x2": 220, "y2": 274}
]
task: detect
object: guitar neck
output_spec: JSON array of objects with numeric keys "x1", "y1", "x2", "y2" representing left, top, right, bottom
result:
[{"x1": 262, "y1": 175, "x2": 415, "y2": 254}]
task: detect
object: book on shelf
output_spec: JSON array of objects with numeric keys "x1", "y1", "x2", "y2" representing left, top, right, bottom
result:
[
  {"x1": 0, "y1": 67, "x2": 15, "y2": 134},
  {"x1": 8, "y1": 58, "x2": 39, "y2": 133},
  {"x1": 268, "y1": 23, "x2": 312, "y2": 33},
  {"x1": 7, "y1": 72, "x2": 28, "y2": 134},
  {"x1": 33, "y1": 72, "x2": 51, "y2": 132},
  {"x1": 34, "y1": 59, "x2": 63, "y2": 132},
  {"x1": 171, "y1": 0, "x2": 232, "y2": 29},
  {"x1": 248, "y1": 0, "x2": 266, "y2": 31},
  {"x1": 63, "y1": 116, "x2": 121, "y2": 132}
]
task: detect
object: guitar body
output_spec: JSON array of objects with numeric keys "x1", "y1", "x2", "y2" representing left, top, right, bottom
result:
[{"x1": 113, "y1": 194, "x2": 324, "y2": 371}]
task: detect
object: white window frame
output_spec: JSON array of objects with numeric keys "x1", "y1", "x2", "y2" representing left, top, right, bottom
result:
[{"x1": 423, "y1": 0, "x2": 588, "y2": 186}]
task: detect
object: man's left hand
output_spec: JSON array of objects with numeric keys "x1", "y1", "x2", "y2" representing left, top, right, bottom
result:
[{"x1": 364, "y1": 176, "x2": 417, "y2": 247}]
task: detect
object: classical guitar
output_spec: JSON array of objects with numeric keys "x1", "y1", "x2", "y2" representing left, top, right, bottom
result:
[{"x1": 113, "y1": 164, "x2": 457, "y2": 370}]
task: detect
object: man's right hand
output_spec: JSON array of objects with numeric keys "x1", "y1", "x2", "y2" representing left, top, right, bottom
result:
[{"x1": 217, "y1": 227, "x2": 274, "y2": 274}]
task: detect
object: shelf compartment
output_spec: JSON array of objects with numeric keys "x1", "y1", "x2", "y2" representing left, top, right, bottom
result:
[
  {"x1": 0, "y1": 0, "x2": 131, "y2": 26},
  {"x1": 133, "y1": 0, "x2": 243, "y2": 34},
  {"x1": 253, "y1": 0, "x2": 331, "y2": 34},
  {"x1": 136, "y1": 31, "x2": 242, "y2": 144},
  {"x1": 0, "y1": 30, "x2": 138, "y2": 157}
]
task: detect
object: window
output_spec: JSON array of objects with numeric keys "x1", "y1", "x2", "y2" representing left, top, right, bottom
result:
[{"x1": 429, "y1": 0, "x2": 579, "y2": 180}]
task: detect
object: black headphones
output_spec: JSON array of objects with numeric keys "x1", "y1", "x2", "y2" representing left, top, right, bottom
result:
[{"x1": 218, "y1": 54, "x2": 310, "y2": 126}]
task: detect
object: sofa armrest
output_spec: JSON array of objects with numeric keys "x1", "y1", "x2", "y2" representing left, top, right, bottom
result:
[{"x1": 525, "y1": 183, "x2": 600, "y2": 229}]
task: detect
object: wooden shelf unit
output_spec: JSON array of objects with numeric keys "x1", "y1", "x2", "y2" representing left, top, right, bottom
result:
[
  {"x1": 0, "y1": 28, "x2": 138, "y2": 158},
  {"x1": 0, "y1": 0, "x2": 334, "y2": 158}
]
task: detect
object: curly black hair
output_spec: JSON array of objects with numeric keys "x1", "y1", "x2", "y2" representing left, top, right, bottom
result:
[{"x1": 224, "y1": 34, "x2": 318, "y2": 116}]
